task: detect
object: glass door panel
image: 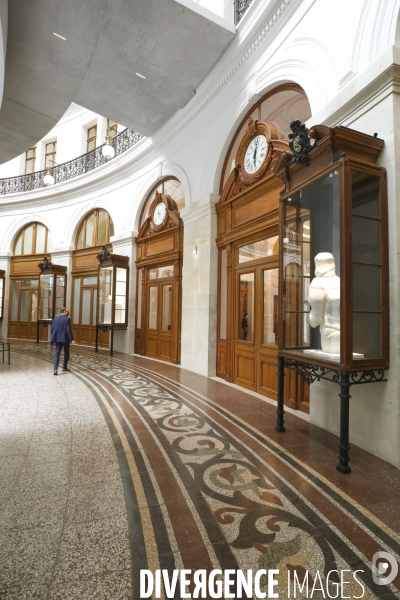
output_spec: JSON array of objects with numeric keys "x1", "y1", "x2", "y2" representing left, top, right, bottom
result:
[
  {"x1": 262, "y1": 268, "x2": 279, "y2": 346},
  {"x1": 148, "y1": 286, "x2": 158, "y2": 329},
  {"x1": 20, "y1": 290, "x2": 29, "y2": 321},
  {"x1": 161, "y1": 284, "x2": 172, "y2": 331},
  {"x1": 238, "y1": 273, "x2": 254, "y2": 342},
  {"x1": 81, "y1": 289, "x2": 91, "y2": 324}
]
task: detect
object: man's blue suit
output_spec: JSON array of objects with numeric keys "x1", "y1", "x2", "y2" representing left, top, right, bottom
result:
[{"x1": 51, "y1": 314, "x2": 74, "y2": 371}]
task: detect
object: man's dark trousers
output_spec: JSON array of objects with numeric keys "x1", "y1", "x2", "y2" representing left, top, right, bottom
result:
[{"x1": 54, "y1": 342, "x2": 70, "y2": 370}]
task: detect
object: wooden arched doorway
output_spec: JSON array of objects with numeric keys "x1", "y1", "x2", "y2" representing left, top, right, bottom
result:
[
  {"x1": 71, "y1": 209, "x2": 113, "y2": 347},
  {"x1": 9, "y1": 222, "x2": 52, "y2": 340},
  {"x1": 216, "y1": 118, "x2": 309, "y2": 412},
  {"x1": 135, "y1": 181, "x2": 184, "y2": 364}
]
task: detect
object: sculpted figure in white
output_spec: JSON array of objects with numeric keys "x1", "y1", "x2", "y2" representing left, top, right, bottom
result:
[{"x1": 308, "y1": 252, "x2": 340, "y2": 354}]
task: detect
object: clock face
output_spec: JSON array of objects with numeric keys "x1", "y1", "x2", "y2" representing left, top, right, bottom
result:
[
  {"x1": 244, "y1": 135, "x2": 268, "y2": 174},
  {"x1": 153, "y1": 201, "x2": 167, "y2": 226}
]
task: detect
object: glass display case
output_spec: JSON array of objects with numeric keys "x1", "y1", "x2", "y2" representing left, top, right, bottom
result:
[
  {"x1": 273, "y1": 121, "x2": 389, "y2": 474},
  {"x1": 96, "y1": 246, "x2": 129, "y2": 355},
  {"x1": 37, "y1": 258, "x2": 67, "y2": 342},
  {"x1": 0, "y1": 270, "x2": 4, "y2": 321},
  {"x1": 278, "y1": 127, "x2": 389, "y2": 373}
]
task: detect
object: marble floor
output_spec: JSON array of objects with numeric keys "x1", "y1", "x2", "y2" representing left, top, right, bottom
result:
[{"x1": 0, "y1": 342, "x2": 399, "y2": 599}]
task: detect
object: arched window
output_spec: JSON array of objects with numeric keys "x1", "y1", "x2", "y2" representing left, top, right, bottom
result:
[
  {"x1": 139, "y1": 177, "x2": 185, "y2": 228},
  {"x1": 13, "y1": 222, "x2": 52, "y2": 256},
  {"x1": 75, "y1": 209, "x2": 114, "y2": 249}
]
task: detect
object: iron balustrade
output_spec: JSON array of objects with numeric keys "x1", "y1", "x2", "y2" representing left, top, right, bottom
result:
[
  {"x1": 236, "y1": 0, "x2": 252, "y2": 24},
  {"x1": 0, "y1": 128, "x2": 143, "y2": 196}
]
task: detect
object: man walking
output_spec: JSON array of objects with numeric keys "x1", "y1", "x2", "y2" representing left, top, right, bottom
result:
[{"x1": 51, "y1": 308, "x2": 75, "y2": 375}]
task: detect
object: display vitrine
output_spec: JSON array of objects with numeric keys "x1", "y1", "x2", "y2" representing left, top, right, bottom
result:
[
  {"x1": 0, "y1": 270, "x2": 4, "y2": 321},
  {"x1": 274, "y1": 121, "x2": 389, "y2": 473},
  {"x1": 36, "y1": 257, "x2": 67, "y2": 342},
  {"x1": 95, "y1": 246, "x2": 129, "y2": 355}
]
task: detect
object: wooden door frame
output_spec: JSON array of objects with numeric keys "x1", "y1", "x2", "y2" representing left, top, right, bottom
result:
[{"x1": 135, "y1": 193, "x2": 183, "y2": 365}]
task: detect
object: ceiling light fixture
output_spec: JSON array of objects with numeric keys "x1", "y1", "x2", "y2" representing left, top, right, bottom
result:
[
  {"x1": 136, "y1": 72, "x2": 146, "y2": 79},
  {"x1": 53, "y1": 32, "x2": 66, "y2": 40},
  {"x1": 102, "y1": 135, "x2": 115, "y2": 159}
]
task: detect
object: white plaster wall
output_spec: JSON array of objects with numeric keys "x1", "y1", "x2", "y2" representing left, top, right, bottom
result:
[{"x1": 0, "y1": 0, "x2": 400, "y2": 464}]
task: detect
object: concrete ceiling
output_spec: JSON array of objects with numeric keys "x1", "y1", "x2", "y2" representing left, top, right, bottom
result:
[{"x1": 0, "y1": 0, "x2": 235, "y2": 164}]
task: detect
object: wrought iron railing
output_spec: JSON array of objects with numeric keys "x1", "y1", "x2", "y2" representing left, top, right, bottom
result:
[
  {"x1": 0, "y1": 128, "x2": 143, "y2": 196},
  {"x1": 235, "y1": 0, "x2": 252, "y2": 24}
]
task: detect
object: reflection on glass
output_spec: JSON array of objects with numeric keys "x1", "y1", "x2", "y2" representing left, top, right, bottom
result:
[
  {"x1": 99, "y1": 267, "x2": 113, "y2": 324},
  {"x1": 24, "y1": 225, "x2": 33, "y2": 255},
  {"x1": 15, "y1": 235, "x2": 22, "y2": 255},
  {"x1": 149, "y1": 265, "x2": 173, "y2": 279},
  {"x1": 21, "y1": 280, "x2": 38, "y2": 287},
  {"x1": 56, "y1": 276, "x2": 65, "y2": 312},
  {"x1": 137, "y1": 269, "x2": 142, "y2": 328},
  {"x1": 263, "y1": 269, "x2": 279, "y2": 346},
  {"x1": 39, "y1": 274, "x2": 53, "y2": 319},
  {"x1": 97, "y1": 211, "x2": 107, "y2": 245},
  {"x1": 148, "y1": 286, "x2": 158, "y2": 329},
  {"x1": 11, "y1": 281, "x2": 18, "y2": 320},
  {"x1": 81, "y1": 289, "x2": 91, "y2": 324},
  {"x1": 85, "y1": 214, "x2": 95, "y2": 248},
  {"x1": 36, "y1": 225, "x2": 46, "y2": 254},
  {"x1": 162, "y1": 285, "x2": 172, "y2": 331},
  {"x1": 73, "y1": 278, "x2": 80, "y2": 324},
  {"x1": 115, "y1": 267, "x2": 127, "y2": 324},
  {"x1": 238, "y1": 236, "x2": 278, "y2": 263},
  {"x1": 83, "y1": 276, "x2": 97, "y2": 285},
  {"x1": 31, "y1": 291, "x2": 38, "y2": 321},
  {"x1": 283, "y1": 170, "x2": 340, "y2": 358},
  {"x1": 20, "y1": 290, "x2": 29, "y2": 321},
  {"x1": 238, "y1": 273, "x2": 254, "y2": 343},
  {"x1": 352, "y1": 171, "x2": 382, "y2": 359},
  {"x1": 219, "y1": 249, "x2": 227, "y2": 340}
]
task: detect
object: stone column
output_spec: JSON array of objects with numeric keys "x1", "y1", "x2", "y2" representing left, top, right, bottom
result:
[
  {"x1": 50, "y1": 247, "x2": 74, "y2": 309},
  {"x1": 0, "y1": 252, "x2": 11, "y2": 340},
  {"x1": 111, "y1": 231, "x2": 137, "y2": 355},
  {"x1": 180, "y1": 194, "x2": 219, "y2": 377}
]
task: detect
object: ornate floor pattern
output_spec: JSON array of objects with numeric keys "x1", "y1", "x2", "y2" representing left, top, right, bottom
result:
[{"x1": 1, "y1": 343, "x2": 399, "y2": 599}]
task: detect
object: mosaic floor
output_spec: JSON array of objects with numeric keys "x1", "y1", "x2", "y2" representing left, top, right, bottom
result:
[{"x1": 0, "y1": 343, "x2": 399, "y2": 599}]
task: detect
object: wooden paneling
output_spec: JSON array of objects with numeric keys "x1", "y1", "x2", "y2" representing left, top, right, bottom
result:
[
  {"x1": 236, "y1": 352, "x2": 256, "y2": 388},
  {"x1": 135, "y1": 199, "x2": 183, "y2": 365},
  {"x1": 146, "y1": 237, "x2": 175, "y2": 257},
  {"x1": 216, "y1": 120, "x2": 310, "y2": 412},
  {"x1": 11, "y1": 255, "x2": 42, "y2": 276}
]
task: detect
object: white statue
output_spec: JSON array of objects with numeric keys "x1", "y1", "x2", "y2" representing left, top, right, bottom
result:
[{"x1": 308, "y1": 252, "x2": 340, "y2": 354}]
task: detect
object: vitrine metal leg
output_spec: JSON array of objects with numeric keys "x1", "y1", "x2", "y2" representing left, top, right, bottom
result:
[
  {"x1": 36, "y1": 321, "x2": 40, "y2": 344},
  {"x1": 95, "y1": 325, "x2": 99, "y2": 353},
  {"x1": 109, "y1": 327, "x2": 114, "y2": 357},
  {"x1": 337, "y1": 372, "x2": 351, "y2": 474},
  {"x1": 276, "y1": 355, "x2": 286, "y2": 432}
]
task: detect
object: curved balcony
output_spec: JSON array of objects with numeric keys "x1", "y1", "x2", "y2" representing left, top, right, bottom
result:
[{"x1": 0, "y1": 128, "x2": 143, "y2": 196}]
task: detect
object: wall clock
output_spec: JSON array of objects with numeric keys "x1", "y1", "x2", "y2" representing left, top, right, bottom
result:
[
  {"x1": 153, "y1": 201, "x2": 167, "y2": 226},
  {"x1": 244, "y1": 134, "x2": 268, "y2": 174}
]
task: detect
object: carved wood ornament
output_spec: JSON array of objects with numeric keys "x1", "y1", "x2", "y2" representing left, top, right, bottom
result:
[
  {"x1": 140, "y1": 191, "x2": 180, "y2": 236},
  {"x1": 219, "y1": 119, "x2": 290, "y2": 205}
]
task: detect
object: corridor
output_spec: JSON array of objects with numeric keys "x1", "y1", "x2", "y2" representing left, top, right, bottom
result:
[{"x1": 0, "y1": 344, "x2": 399, "y2": 599}]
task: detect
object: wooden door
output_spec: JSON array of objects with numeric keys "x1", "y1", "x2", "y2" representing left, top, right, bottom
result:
[
  {"x1": 234, "y1": 263, "x2": 279, "y2": 398},
  {"x1": 8, "y1": 279, "x2": 47, "y2": 340},
  {"x1": 145, "y1": 278, "x2": 173, "y2": 362},
  {"x1": 71, "y1": 275, "x2": 108, "y2": 347}
]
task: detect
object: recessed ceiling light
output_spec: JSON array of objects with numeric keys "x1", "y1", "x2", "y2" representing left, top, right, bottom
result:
[
  {"x1": 53, "y1": 32, "x2": 66, "y2": 40},
  {"x1": 136, "y1": 72, "x2": 146, "y2": 79}
]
